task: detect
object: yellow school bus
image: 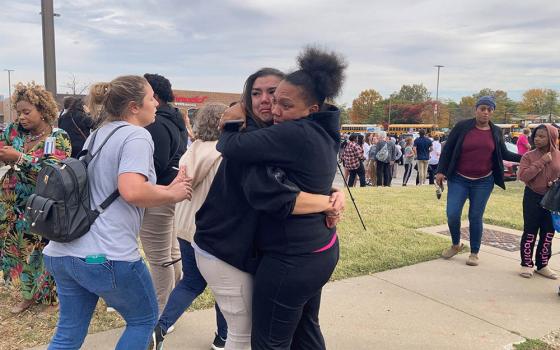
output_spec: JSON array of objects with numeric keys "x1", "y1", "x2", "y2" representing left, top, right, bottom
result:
[
  {"x1": 387, "y1": 124, "x2": 442, "y2": 138},
  {"x1": 340, "y1": 124, "x2": 382, "y2": 134}
]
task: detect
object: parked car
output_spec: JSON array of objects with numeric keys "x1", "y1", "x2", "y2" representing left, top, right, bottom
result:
[{"x1": 503, "y1": 142, "x2": 520, "y2": 181}]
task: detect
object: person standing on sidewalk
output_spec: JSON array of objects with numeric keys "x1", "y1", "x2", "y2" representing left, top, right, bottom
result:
[
  {"x1": 413, "y1": 129, "x2": 432, "y2": 185},
  {"x1": 436, "y1": 96, "x2": 521, "y2": 266},
  {"x1": 373, "y1": 132, "x2": 396, "y2": 187},
  {"x1": 517, "y1": 124, "x2": 560, "y2": 279},
  {"x1": 139, "y1": 73, "x2": 188, "y2": 314}
]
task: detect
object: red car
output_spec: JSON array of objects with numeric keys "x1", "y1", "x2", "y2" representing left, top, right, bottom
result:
[{"x1": 503, "y1": 142, "x2": 520, "y2": 181}]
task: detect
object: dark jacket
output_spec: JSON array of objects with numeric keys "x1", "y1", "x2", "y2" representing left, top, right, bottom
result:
[
  {"x1": 436, "y1": 118, "x2": 522, "y2": 189},
  {"x1": 194, "y1": 116, "x2": 300, "y2": 274},
  {"x1": 217, "y1": 105, "x2": 340, "y2": 255},
  {"x1": 58, "y1": 110, "x2": 93, "y2": 158},
  {"x1": 145, "y1": 104, "x2": 188, "y2": 185}
]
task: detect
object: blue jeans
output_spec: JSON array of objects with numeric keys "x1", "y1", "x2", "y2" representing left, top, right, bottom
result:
[
  {"x1": 158, "y1": 239, "x2": 227, "y2": 339},
  {"x1": 44, "y1": 255, "x2": 158, "y2": 350},
  {"x1": 446, "y1": 174, "x2": 494, "y2": 254}
]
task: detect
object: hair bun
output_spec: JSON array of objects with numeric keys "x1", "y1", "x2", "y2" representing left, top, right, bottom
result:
[{"x1": 297, "y1": 46, "x2": 347, "y2": 101}]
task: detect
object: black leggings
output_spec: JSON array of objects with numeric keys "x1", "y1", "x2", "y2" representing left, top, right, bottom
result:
[
  {"x1": 403, "y1": 163, "x2": 413, "y2": 185},
  {"x1": 520, "y1": 187, "x2": 555, "y2": 269},
  {"x1": 251, "y1": 242, "x2": 339, "y2": 350}
]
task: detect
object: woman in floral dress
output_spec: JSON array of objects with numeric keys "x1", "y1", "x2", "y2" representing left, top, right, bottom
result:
[{"x1": 0, "y1": 82, "x2": 71, "y2": 313}]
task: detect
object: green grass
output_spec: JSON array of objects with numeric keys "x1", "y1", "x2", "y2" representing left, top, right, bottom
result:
[
  {"x1": 513, "y1": 339, "x2": 556, "y2": 350},
  {"x1": 0, "y1": 181, "x2": 527, "y2": 349}
]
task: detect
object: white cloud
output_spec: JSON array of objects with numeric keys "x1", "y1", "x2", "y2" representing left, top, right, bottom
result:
[{"x1": 0, "y1": 0, "x2": 558, "y2": 103}]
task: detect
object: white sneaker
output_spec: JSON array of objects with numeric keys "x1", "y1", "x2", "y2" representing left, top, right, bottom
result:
[{"x1": 166, "y1": 325, "x2": 175, "y2": 334}]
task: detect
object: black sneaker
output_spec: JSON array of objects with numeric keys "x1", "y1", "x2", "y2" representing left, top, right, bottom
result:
[
  {"x1": 211, "y1": 332, "x2": 226, "y2": 350},
  {"x1": 148, "y1": 324, "x2": 166, "y2": 350}
]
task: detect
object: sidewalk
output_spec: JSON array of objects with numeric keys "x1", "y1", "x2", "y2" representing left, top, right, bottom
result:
[{"x1": 29, "y1": 223, "x2": 560, "y2": 350}]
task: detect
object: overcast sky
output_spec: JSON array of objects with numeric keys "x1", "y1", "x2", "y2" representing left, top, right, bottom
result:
[{"x1": 1, "y1": 0, "x2": 559, "y2": 104}]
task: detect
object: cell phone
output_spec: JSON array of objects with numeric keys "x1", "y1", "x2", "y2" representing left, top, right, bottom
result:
[{"x1": 223, "y1": 120, "x2": 244, "y2": 132}]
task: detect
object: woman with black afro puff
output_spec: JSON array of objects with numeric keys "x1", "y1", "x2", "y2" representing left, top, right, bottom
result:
[{"x1": 216, "y1": 46, "x2": 346, "y2": 349}]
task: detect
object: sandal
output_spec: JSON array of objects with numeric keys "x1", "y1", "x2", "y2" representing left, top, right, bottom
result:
[{"x1": 535, "y1": 266, "x2": 558, "y2": 280}]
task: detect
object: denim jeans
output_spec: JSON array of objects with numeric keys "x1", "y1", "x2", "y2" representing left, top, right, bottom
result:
[
  {"x1": 446, "y1": 174, "x2": 494, "y2": 254},
  {"x1": 44, "y1": 255, "x2": 158, "y2": 350},
  {"x1": 158, "y1": 239, "x2": 227, "y2": 339}
]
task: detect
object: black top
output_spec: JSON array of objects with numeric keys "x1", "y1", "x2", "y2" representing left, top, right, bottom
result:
[
  {"x1": 436, "y1": 118, "x2": 522, "y2": 189},
  {"x1": 217, "y1": 105, "x2": 341, "y2": 256},
  {"x1": 194, "y1": 116, "x2": 301, "y2": 274},
  {"x1": 145, "y1": 104, "x2": 188, "y2": 185},
  {"x1": 58, "y1": 110, "x2": 94, "y2": 158}
]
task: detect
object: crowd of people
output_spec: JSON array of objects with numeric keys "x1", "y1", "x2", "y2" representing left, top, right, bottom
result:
[
  {"x1": 0, "y1": 49, "x2": 559, "y2": 350},
  {"x1": 340, "y1": 128, "x2": 442, "y2": 187}
]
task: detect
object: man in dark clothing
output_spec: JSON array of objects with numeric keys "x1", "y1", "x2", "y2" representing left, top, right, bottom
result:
[
  {"x1": 57, "y1": 98, "x2": 93, "y2": 158},
  {"x1": 414, "y1": 129, "x2": 433, "y2": 185}
]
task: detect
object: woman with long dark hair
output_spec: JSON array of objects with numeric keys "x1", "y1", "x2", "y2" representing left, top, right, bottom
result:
[
  {"x1": 57, "y1": 97, "x2": 93, "y2": 158},
  {"x1": 216, "y1": 46, "x2": 346, "y2": 349}
]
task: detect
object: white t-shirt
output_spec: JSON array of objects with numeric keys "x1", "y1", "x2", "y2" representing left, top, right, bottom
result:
[
  {"x1": 429, "y1": 141, "x2": 442, "y2": 165},
  {"x1": 44, "y1": 121, "x2": 156, "y2": 261},
  {"x1": 363, "y1": 142, "x2": 371, "y2": 160}
]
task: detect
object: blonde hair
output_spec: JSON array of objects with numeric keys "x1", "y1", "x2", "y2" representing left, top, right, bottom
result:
[
  {"x1": 193, "y1": 103, "x2": 227, "y2": 141},
  {"x1": 87, "y1": 75, "x2": 148, "y2": 125},
  {"x1": 12, "y1": 82, "x2": 59, "y2": 125}
]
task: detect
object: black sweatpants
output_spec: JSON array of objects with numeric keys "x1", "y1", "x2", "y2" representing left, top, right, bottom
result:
[
  {"x1": 520, "y1": 187, "x2": 555, "y2": 269},
  {"x1": 251, "y1": 242, "x2": 339, "y2": 350},
  {"x1": 403, "y1": 163, "x2": 413, "y2": 185},
  {"x1": 376, "y1": 160, "x2": 392, "y2": 187},
  {"x1": 348, "y1": 162, "x2": 366, "y2": 187}
]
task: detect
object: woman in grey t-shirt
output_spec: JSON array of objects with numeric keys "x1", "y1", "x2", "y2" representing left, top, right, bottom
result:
[{"x1": 43, "y1": 75, "x2": 192, "y2": 350}]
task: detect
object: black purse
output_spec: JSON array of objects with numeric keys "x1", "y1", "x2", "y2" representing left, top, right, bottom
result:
[{"x1": 540, "y1": 181, "x2": 560, "y2": 213}]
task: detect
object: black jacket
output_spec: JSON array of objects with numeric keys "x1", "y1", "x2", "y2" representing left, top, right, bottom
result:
[
  {"x1": 145, "y1": 104, "x2": 188, "y2": 185},
  {"x1": 194, "y1": 116, "x2": 300, "y2": 274},
  {"x1": 58, "y1": 110, "x2": 94, "y2": 158},
  {"x1": 436, "y1": 118, "x2": 522, "y2": 189},
  {"x1": 217, "y1": 105, "x2": 340, "y2": 255}
]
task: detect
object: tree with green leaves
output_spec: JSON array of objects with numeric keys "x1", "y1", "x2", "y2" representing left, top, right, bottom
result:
[
  {"x1": 350, "y1": 89, "x2": 383, "y2": 123},
  {"x1": 390, "y1": 84, "x2": 431, "y2": 103}
]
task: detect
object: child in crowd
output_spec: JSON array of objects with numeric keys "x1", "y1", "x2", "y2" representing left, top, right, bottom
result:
[{"x1": 518, "y1": 124, "x2": 560, "y2": 279}]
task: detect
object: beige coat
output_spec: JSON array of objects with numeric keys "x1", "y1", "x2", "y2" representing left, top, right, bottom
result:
[{"x1": 174, "y1": 140, "x2": 222, "y2": 242}]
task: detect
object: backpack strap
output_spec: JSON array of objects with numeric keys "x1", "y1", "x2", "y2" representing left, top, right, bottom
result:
[{"x1": 82, "y1": 124, "x2": 130, "y2": 214}]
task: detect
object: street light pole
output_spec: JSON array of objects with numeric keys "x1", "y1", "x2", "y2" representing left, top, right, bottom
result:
[
  {"x1": 434, "y1": 65, "x2": 444, "y2": 125},
  {"x1": 4, "y1": 69, "x2": 14, "y2": 122},
  {"x1": 41, "y1": 0, "x2": 60, "y2": 96}
]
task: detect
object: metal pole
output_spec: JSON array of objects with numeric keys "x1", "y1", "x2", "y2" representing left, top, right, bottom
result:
[
  {"x1": 4, "y1": 69, "x2": 14, "y2": 122},
  {"x1": 41, "y1": 0, "x2": 59, "y2": 96},
  {"x1": 434, "y1": 65, "x2": 444, "y2": 125}
]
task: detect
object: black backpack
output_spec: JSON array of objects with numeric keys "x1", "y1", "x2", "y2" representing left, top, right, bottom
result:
[{"x1": 25, "y1": 125, "x2": 127, "y2": 242}]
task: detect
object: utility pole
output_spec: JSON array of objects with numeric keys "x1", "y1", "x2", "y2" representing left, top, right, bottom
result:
[
  {"x1": 41, "y1": 0, "x2": 60, "y2": 96},
  {"x1": 4, "y1": 69, "x2": 14, "y2": 122},
  {"x1": 434, "y1": 65, "x2": 444, "y2": 125},
  {"x1": 388, "y1": 98, "x2": 392, "y2": 125}
]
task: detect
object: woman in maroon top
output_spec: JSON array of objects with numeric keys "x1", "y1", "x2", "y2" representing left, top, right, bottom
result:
[{"x1": 436, "y1": 96, "x2": 521, "y2": 266}]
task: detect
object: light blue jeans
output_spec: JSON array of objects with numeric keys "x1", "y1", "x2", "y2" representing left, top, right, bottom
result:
[
  {"x1": 446, "y1": 174, "x2": 494, "y2": 253},
  {"x1": 44, "y1": 255, "x2": 158, "y2": 350}
]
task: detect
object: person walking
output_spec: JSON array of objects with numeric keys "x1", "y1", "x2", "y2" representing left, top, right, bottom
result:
[
  {"x1": 518, "y1": 124, "x2": 560, "y2": 279},
  {"x1": 43, "y1": 76, "x2": 193, "y2": 350},
  {"x1": 428, "y1": 136, "x2": 442, "y2": 184},
  {"x1": 436, "y1": 96, "x2": 521, "y2": 266},
  {"x1": 0, "y1": 82, "x2": 71, "y2": 314},
  {"x1": 414, "y1": 129, "x2": 432, "y2": 185}
]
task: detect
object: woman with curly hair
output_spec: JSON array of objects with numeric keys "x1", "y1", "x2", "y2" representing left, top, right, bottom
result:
[{"x1": 0, "y1": 82, "x2": 71, "y2": 313}]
